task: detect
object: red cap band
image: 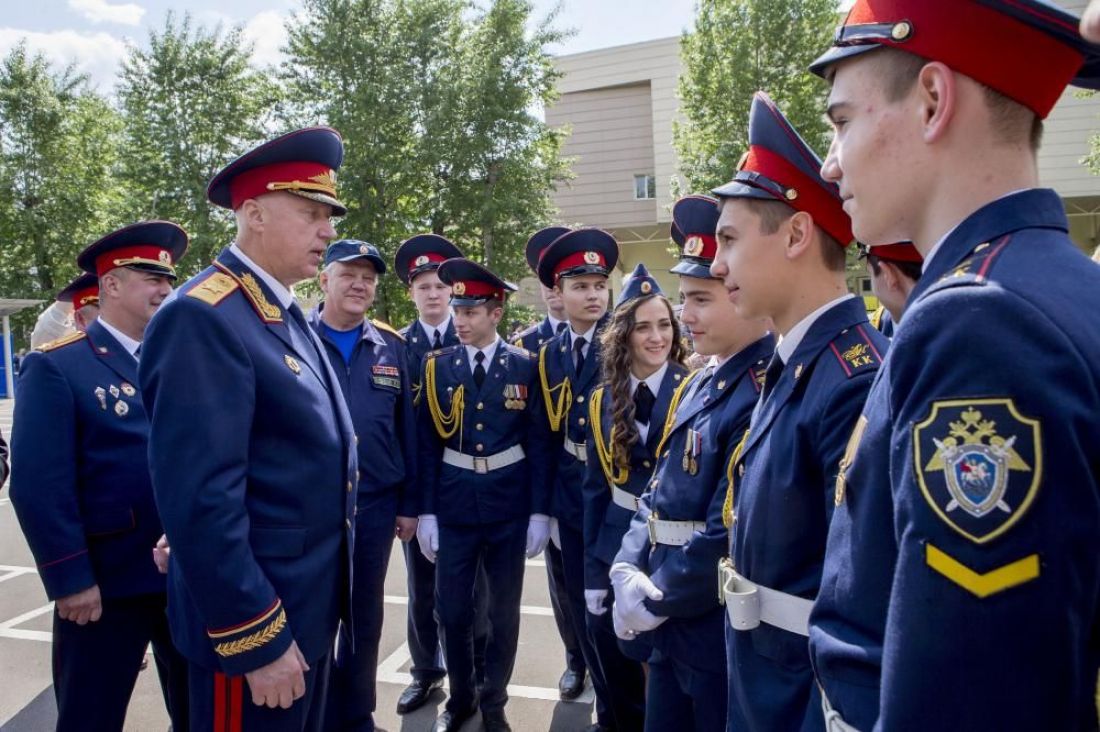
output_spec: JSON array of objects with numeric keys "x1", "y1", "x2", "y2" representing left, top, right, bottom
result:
[
  {"x1": 553, "y1": 250, "x2": 608, "y2": 280},
  {"x1": 870, "y1": 241, "x2": 922, "y2": 263},
  {"x1": 682, "y1": 234, "x2": 717, "y2": 260},
  {"x1": 95, "y1": 244, "x2": 174, "y2": 277},
  {"x1": 451, "y1": 280, "x2": 504, "y2": 300},
  {"x1": 409, "y1": 252, "x2": 448, "y2": 275},
  {"x1": 72, "y1": 286, "x2": 99, "y2": 309},
  {"x1": 841, "y1": 0, "x2": 1084, "y2": 118},
  {"x1": 739, "y1": 145, "x2": 853, "y2": 246},
  {"x1": 228, "y1": 161, "x2": 337, "y2": 210}
]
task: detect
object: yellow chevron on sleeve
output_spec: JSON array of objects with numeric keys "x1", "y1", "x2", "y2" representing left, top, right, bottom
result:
[{"x1": 925, "y1": 544, "x2": 1039, "y2": 598}]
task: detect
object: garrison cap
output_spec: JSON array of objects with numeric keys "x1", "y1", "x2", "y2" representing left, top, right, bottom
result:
[
  {"x1": 207, "y1": 126, "x2": 346, "y2": 216},
  {"x1": 324, "y1": 239, "x2": 387, "y2": 273},
  {"x1": 670, "y1": 195, "x2": 721, "y2": 279},
  {"x1": 615, "y1": 263, "x2": 663, "y2": 308},
  {"x1": 437, "y1": 258, "x2": 516, "y2": 307},
  {"x1": 394, "y1": 234, "x2": 464, "y2": 286},
  {"x1": 525, "y1": 226, "x2": 572, "y2": 273},
  {"x1": 712, "y1": 92, "x2": 853, "y2": 247},
  {"x1": 57, "y1": 273, "x2": 99, "y2": 309},
  {"x1": 76, "y1": 221, "x2": 188, "y2": 280},
  {"x1": 536, "y1": 228, "x2": 620, "y2": 289}
]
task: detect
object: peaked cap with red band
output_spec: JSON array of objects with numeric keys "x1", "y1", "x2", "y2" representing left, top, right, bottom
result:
[
  {"x1": 867, "y1": 241, "x2": 922, "y2": 264},
  {"x1": 437, "y1": 257, "x2": 516, "y2": 307},
  {"x1": 712, "y1": 92, "x2": 854, "y2": 247},
  {"x1": 76, "y1": 221, "x2": 188, "y2": 280},
  {"x1": 394, "y1": 234, "x2": 464, "y2": 285},
  {"x1": 525, "y1": 226, "x2": 572, "y2": 273},
  {"x1": 57, "y1": 272, "x2": 100, "y2": 309},
  {"x1": 809, "y1": 0, "x2": 1100, "y2": 118},
  {"x1": 536, "y1": 228, "x2": 619, "y2": 289},
  {"x1": 207, "y1": 127, "x2": 346, "y2": 216},
  {"x1": 671, "y1": 195, "x2": 721, "y2": 279}
]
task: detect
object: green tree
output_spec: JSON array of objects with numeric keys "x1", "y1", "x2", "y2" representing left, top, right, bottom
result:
[
  {"x1": 115, "y1": 13, "x2": 283, "y2": 275},
  {"x1": 674, "y1": 0, "x2": 839, "y2": 193}
]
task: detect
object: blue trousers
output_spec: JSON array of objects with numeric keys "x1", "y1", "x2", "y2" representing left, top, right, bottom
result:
[
  {"x1": 586, "y1": 564, "x2": 646, "y2": 731},
  {"x1": 646, "y1": 650, "x2": 727, "y2": 732},
  {"x1": 558, "y1": 520, "x2": 612, "y2": 725}
]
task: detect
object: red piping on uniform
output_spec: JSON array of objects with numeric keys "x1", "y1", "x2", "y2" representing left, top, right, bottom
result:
[{"x1": 829, "y1": 342, "x2": 854, "y2": 377}]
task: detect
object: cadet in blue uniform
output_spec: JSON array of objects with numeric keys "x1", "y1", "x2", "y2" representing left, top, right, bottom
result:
[
  {"x1": 513, "y1": 225, "x2": 589, "y2": 702},
  {"x1": 707, "y1": 92, "x2": 887, "y2": 732},
  {"x1": 140, "y1": 127, "x2": 357, "y2": 731},
  {"x1": 807, "y1": 3, "x2": 1100, "y2": 729},
  {"x1": 10, "y1": 221, "x2": 190, "y2": 732},
  {"x1": 536, "y1": 228, "x2": 618, "y2": 731},
  {"x1": 583, "y1": 263, "x2": 690, "y2": 731},
  {"x1": 611, "y1": 196, "x2": 774, "y2": 732},
  {"x1": 309, "y1": 240, "x2": 417, "y2": 732},
  {"x1": 862, "y1": 242, "x2": 921, "y2": 338},
  {"x1": 416, "y1": 258, "x2": 553, "y2": 732},
  {"x1": 57, "y1": 272, "x2": 100, "y2": 332},
  {"x1": 393, "y1": 233, "x2": 490, "y2": 715}
]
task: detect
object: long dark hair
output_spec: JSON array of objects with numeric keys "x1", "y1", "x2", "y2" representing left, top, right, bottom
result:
[{"x1": 598, "y1": 294, "x2": 687, "y2": 473}]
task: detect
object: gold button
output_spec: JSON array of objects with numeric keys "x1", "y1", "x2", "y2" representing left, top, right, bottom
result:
[
  {"x1": 643, "y1": 460, "x2": 651, "y2": 469},
  {"x1": 476, "y1": 444, "x2": 484, "y2": 452},
  {"x1": 345, "y1": 519, "x2": 352, "y2": 529},
  {"x1": 354, "y1": 434, "x2": 359, "y2": 444},
  {"x1": 477, "y1": 402, "x2": 485, "y2": 410},
  {"x1": 738, "y1": 465, "x2": 745, "y2": 477},
  {"x1": 476, "y1": 423, "x2": 484, "y2": 431},
  {"x1": 578, "y1": 417, "x2": 586, "y2": 426},
  {"x1": 576, "y1": 395, "x2": 585, "y2": 403},
  {"x1": 347, "y1": 480, "x2": 354, "y2": 492},
  {"x1": 663, "y1": 450, "x2": 670, "y2": 458}
]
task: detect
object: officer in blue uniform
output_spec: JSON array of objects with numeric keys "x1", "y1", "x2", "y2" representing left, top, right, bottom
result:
[
  {"x1": 308, "y1": 240, "x2": 418, "y2": 732},
  {"x1": 512, "y1": 225, "x2": 589, "y2": 701},
  {"x1": 10, "y1": 221, "x2": 190, "y2": 732},
  {"x1": 612, "y1": 194, "x2": 774, "y2": 732},
  {"x1": 536, "y1": 228, "x2": 618, "y2": 732},
  {"x1": 707, "y1": 92, "x2": 887, "y2": 732},
  {"x1": 807, "y1": 3, "x2": 1100, "y2": 730},
  {"x1": 57, "y1": 271, "x2": 100, "y2": 332},
  {"x1": 416, "y1": 258, "x2": 553, "y2": 732},
  {"x1": 393, "y1": 233, "x2": 490, "y2": 715},
  {"x1": 140, "y1": 127, "x2": 357, "y2": 731},
  {"x1": 861, "y1": 242, "x2": 921, "y2": 338},
  {"x1": 583, "y1": 263, "x2": 690, "y2": 731}
]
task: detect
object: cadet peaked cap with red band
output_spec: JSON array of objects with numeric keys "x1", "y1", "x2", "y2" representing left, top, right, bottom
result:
[
  {"x1": 671, "y1": 195, "x2": 721, "y2": 280},
  {"x1": 809, "y1": 0, "x2": 1100, "y2": 119},
  {"x1": 57, "y1": 272, "x2": 100, "y2": 309},
  {"x1": 207, "y1": 127, "x2": 346, "y2": 216},
  {"x1": 437, "y1": 258, "x2": 516, "y2": 307},
  {"x1": 536, "y1": 228, "x2": 619, "y2": 289},
  {"x1": 525, "y1": 226, "x2": 572, "y2": 273},
  {"x1": 712, "y1": 92, "x2": 854, "y2": 247},
  {"x1": 76, "y1": 221, "x2": 188, "y2": 280},
  {"x1": 868, "y1": 241, "x2": 922, "y2": 264},
  {"x1": 394, "y1": 234, "x2": 464, "y2": 285}
]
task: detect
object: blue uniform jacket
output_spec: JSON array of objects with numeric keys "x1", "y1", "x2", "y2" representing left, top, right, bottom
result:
[
  {"x1": 513, "y1": 317, "x2": 558, "y2": 354},
  {"x1": 728, "y1": 298, "x2": 886, "y2": 732},
  {"x1": 614, "y1": 334, "x2": 774, "y2": 674},
  {"x1": 417, "y1": 341, "x2": 553, "y2": 525},
  {"x1": 10, "y1": 322, "x2": 165, "y2": 601},
  {"x1": 401, "y1": 319, "x2": 458, "y2": 407},
  {"x1": 140, "y1": 248, "x2": 357, "y2": 676},
  {"x1": 537, "y1": 318, "x2": 608, "y2": 529},
  {"x1": 581, "y1": 364, "x2": 690, "y2": 591},
  {"x1": 310, "y1": 308, "x2": 419, "y2": 516},
  {"x1": 810, "y1": 189, "x2": 1100, "y2": 731}
]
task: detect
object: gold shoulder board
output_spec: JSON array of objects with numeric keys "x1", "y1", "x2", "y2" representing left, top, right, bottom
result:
[
  {"x1": 186, "y1": 272, "x2": 239, "y2": 307},
  {"x1": 371, "y1": 319, "x2": 406, "y2": 341},
  {"x1": 36, "y1": 331, "x2": 87, "y2": 353}
]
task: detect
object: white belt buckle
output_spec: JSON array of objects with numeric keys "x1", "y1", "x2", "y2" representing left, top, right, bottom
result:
[
  {"x1": 473, "y1": 457, "x2": 489, "y2": 474},
  {"x1": 720, "y1": 563, "x2": 762, "y2": 631}
]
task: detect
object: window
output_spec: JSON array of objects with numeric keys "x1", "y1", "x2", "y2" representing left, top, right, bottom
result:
[{"x1": 634, "y1": 174, "x2": 656, "y2": 200}]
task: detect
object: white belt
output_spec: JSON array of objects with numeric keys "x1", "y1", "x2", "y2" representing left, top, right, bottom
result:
[
  {"x1": 611, "y1": 485, "x2": 641, "y2": 511},
  {"x1": 718, "y1": 559, "x2": 814, "y2": 637},
  {"x1": 646, "y1": 514, "x2": 704, "y2": 546},
  {"x1": 563, "y1": 438, "x2": 587, "y2": 463},
  {"x1": 443, "y1": 445, "x2": 525, "y2": 474},
  {"x1": 820, "y1": 685, "x2": 861, "y2": 732}
]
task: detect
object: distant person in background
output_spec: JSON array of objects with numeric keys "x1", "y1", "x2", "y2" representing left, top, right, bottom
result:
[
  {"x1": 57, "y1": 272, "x2": 101, "y2": 333},
  {"x1": 863, "y1": 242, "x2": 922, "y2": 337}
]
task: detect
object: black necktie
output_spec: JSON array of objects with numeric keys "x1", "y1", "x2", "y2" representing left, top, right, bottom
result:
[
  {"x1": 634, "y1": 382, "x2": 655, "y2": 425},
  {"x1": 761, "y1": 353, "x2": 785, "y2": 401},
  {"x1": 574, "y1": 336, "x2": 587, "y2": 374},
  {"x1": 432, "y1": 329, "x2": 443, "y2": 350},
  {"x1": 474, "y1": 351, "x2": 486, "y2": 387},
  {"x1": 555, "y1": 321, "x2": 567, "y2": 335}
]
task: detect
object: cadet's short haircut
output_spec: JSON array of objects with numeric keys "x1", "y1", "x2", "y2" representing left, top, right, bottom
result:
[
  {"x1": 868, "y1": 253, "x2": 923, "y2": 283},
  {"x1": 740, "y1": 198, "x2": 848, "y2": 273},
  {"x1": 863, "y1": 47, "x2": 1042, "y2": 153}
]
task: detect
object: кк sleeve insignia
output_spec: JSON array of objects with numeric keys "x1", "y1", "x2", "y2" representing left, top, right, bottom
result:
[{"x1": 829, "y1": 325, "x2": 884, "y2": 379}]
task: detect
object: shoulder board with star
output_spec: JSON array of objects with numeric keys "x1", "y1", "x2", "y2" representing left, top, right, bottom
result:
[
  {"x1": 503, "y1": 342, "x2": 534, "y2": 360},
  {"x1": 371, "y1": 319, "x2": 406, "y2": 342},
  {"x1": 933, "y1": 237, "x2": 1012, "y2": 290},
  {"x1": 185, "y1": 271, "x2": 240, "y2": 307},
  {"x1": 35, "y1": 331, "x2": 87, "y2": 353},
  {"x1": 425, "y1": 345, "x2": 460, "y2": 360},
  {"x1": 828, "y1": 324, "x2": 886, "y2": 380},
  {"x1": 748, "y1": 356, "x2": 769, "y2": 393}
]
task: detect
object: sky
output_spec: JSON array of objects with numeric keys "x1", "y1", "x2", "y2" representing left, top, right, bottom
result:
[{"x1": 0, "y1": 0, "x2": 699, "y2": 92}]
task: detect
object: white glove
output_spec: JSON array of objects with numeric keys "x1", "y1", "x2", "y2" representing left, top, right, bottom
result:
[
  {"x1": 526, "y1": 514, "x2": 550, "y2": 558},
  {"x1": 585, "y1": 589, "x2": 608, "y2": 616},
  {"x1": 610, "y1": 561, "x2": 667, "y2": 633},
  {"x1": 549, "y1": 517, "x2": 561, "y2": 549},
  {"x1": 416, "y1": 514, "x2": 439, "y2": 563}
]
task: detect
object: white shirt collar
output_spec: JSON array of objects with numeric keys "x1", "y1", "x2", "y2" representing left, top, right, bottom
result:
[
  {"x1": 776, "y1": 294, "x2": 855, "y2": 364},
  {"x1": 547, "y1": 314, "x2": 566, "y2": 332},
  {"x1": 230, "y1": 241, "x2": 295, "y2": 309},
  {"x1": 97, "y1": 316, "x2": 141, "y2": 358},
  {"x1": 419, "y1": 315, "x2": 452, "y2": 342},
  {"x1": 569, "y1": 322, "x2": 597, "y2": 348},
  {"x1": 921, "y1": 188, "x2": 1033, "y2": 273},
  {"x1": 630, "y1": 362, "x2": 668, "y2": 397},
  {"x1": 465, "y1": 337, "x2": 501, "y2": 372}
]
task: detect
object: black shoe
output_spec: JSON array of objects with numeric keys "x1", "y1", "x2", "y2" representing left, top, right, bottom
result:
[
  {"x1": 431, "y1": 706, "x2": 477, "y2": 732},
  {"x1": 481, "y1": 708, "x2": 512, "y2": 732},
  {"x1": 397, "y1": 678, "x2": 444, "y2": 714},
  {"x1": 558, "y1": 668, "x2": 585, "y2": 701}
]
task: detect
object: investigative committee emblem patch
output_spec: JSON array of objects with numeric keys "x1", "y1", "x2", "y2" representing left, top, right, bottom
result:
[{"x1": 913, "y1": 399, "x2": 1041, "y2": 544}]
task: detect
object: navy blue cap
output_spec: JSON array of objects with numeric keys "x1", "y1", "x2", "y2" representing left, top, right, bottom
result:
[
  {"x1": 207, "y1": 127, "x2": 346, "y2": 215},
  {"x1": 670, "y1": 222, "x2": 685, "y2": 249},
  {"x1": 394, "y1": 234, "x2": 464, "y2": 285},
  {"x1": 711, "y1": 92, "x2": 853, "y2": 246},
  {"x1": 670, "y1": 195, "x2": 721, "y2": 280},
  {"x1": 536, "y1": 228, "x2": 620, "y2": 288},
  {"x1": 324, "y1": 240, "x2": 386, "y2": 273},
  {"x1": 436, "y1": 258, "x2": 517, "y2": 307},
  {"x1": 57, "y1": 273, "x2": 99, "y2": 308},
  {"x1": 615, "y1": 263, "x2": 663, "y2": 308},
  {"x1": 525, "y1": 226, "x2": 572, "y2": 273},
  {"x1": 809, "y1": 0, "x2": 1100, "y2": 119},
  {"x1": 76, "y1": 221, "x2": 189, "y2": 280}
]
